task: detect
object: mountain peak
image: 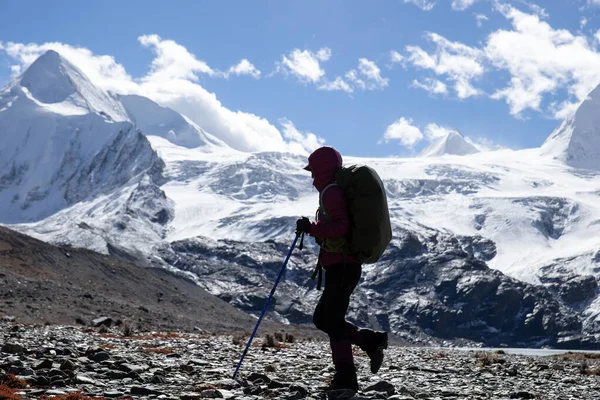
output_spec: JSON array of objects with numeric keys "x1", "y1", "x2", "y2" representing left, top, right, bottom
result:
[
  {"x1": 419, "y1": 129, "x2": 480, "y2": 158},
  {"x1": 541, "y1": 83, "x2": 600, "y2": 170},
  {"x1": 16, "y1": 50, "x2": 128, "y2": 121},
  {"x1": 20, "y1": 50, "x2": 78, "y2": 104}
]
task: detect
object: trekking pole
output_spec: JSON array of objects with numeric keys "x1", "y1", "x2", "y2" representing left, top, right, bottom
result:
[{"x1": 233, "y1": 234, "x2": 301, "y2": 379}]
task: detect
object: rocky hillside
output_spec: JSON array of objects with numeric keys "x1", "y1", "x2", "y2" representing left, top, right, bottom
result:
[{"x1": 0, "y1": 227, "x2": 309, "y2": 336}]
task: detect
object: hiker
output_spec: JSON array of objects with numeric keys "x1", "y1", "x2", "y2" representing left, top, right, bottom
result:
[{"x1": 296, "y1": 145, "x2": 388, "y2": 393}]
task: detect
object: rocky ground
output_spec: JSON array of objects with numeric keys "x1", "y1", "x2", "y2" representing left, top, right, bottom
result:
[{"x1": 2, "y1": 323, "x2": 600, "y2": 400}]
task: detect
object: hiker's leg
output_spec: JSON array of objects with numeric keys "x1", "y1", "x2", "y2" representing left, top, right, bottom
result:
[{"x1": 320, "y1": 263, "x2": 360, "y2": 391}]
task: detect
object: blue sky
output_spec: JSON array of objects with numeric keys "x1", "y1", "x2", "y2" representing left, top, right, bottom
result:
[{"x1": 1, "y1": 0, "x2": 600, "y2": 157}]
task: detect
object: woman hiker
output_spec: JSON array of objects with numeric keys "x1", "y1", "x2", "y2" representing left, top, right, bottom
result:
[{"x1": 296, "y1": 145, "x2": 388, "y2": 392}]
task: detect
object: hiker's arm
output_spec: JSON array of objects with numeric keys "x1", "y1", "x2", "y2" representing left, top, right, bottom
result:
[{"x1": 311, "y1": 187, "x2": 350, "y2": 239}]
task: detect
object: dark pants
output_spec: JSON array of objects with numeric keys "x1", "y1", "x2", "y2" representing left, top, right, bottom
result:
[{"x1": 313, "y1": 263, "x2": 374, "y2": 366}]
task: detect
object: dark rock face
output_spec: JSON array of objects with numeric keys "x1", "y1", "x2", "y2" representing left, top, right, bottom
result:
[
  {"x1": 160, "y1": 227, "x2": 594, "y2": 348},
  {"x1": 559, "y1": 275, "x2": 598, "y2": 305}
]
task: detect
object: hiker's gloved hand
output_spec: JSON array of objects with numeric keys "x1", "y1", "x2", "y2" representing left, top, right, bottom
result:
[{"x1": 296, "y1": 217, "x2": 312, "y2": 236}]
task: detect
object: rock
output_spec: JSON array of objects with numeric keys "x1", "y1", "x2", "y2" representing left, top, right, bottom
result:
[
  {"x1": 30, "y1": 376, "x2": 50, "y2": 386},
  {"x1": 120, "y1": 363, "x2": 150, "y2": 373},
  {"x1": 246, "y1": 372, "x2": 271, "y2": 384},
  {"x1": 92, "y1": 317, "x2": 112, "y2": 327},
  {"x1": 104, "y1": 390, "x2": 125, "y2": 398},
  {"x1": 288, "y1": 384, "x2": 308, "y2": 396},
  {"x1": 1, "y1": 316, "x2": 16, "y2": 322},
  {"x1": 91, "y1": 351, "x2": 110, "y2": 362},
  {"x1": 76, "y1": 373, "x2": 96, "y2": 384},
  {"x1": 560, "y1": 276, "x2": 598, "y2": 304},
  {"x1": 48, "y1": 369, "x2": 67, "y2": 378},
  {"x1": 130, "y1": 386, "x2": 163, "y2": 396},
  {"x1": 364, "y1": 381, "x2": 395, "y2": 396},
  {"x1": 152, "y1": 374, "x2": 168, "y2": 384},
  {"x1": 45, "y1": 389, "x2": 68, "y2": 395},
  {"x1": 33, "y1": 359, "x2": 53, "y2": 370},
  {"x1": 510, "y1": 391, "x2": 536, "y2": 399},
  {"x1": 107, "y1": 370, "x2": 128, "y2": 379},
  {"x1": 268, "y1": 379, "x2": 287, "y2": 389},
  {"x1": 75, "y1": 317, "x2": 87, "y2": 325},
  {"x1": 60, "y1": 359, "x2": 77, "y2": 371},
  {"x1": 1, "y1": 343, "x2": 24, "y2": 354},
  {"x1": 286, "y1": 392, "x2": 305, "y2": 400},
  {"x1": 180, "y1": 393, "x2": 203, "y2": 400},
  {"x1": 200, "y1": 389, "x2": 223, "y2": 398},
  {"x1": 242, "y1": 385, "x2": 263, "y2": 395}
]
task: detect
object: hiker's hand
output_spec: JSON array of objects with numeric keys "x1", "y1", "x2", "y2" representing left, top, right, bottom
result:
[{"x1": 296, "y1": 217, "x2": 312, "y2": 236}]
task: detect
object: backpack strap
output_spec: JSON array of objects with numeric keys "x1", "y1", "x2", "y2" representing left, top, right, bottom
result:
[{"x1": 319, "y1": 183, "x2": 339, "y2": 217}]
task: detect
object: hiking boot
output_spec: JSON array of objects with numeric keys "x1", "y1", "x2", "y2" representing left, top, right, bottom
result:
[
  {"x1": 366, "y1": 331, "x2": 388, "y2": 374},
  {"x1": 328, "y1": 363, "x2": 358, "y2": 393}
]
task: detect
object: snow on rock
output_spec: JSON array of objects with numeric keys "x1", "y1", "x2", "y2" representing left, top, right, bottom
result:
[
  {"x1": 542, "y1": 83, "x2": 600, "y2": 170},
  {"x1": 419, "y1": 130, "x2": 480, "y2": 158},
  {"x1": 20, "y1": 50, "x2": 128, "y2": 121},
  {"x1": 119, "y1": 94, "x2": 227, "y2": 149}
]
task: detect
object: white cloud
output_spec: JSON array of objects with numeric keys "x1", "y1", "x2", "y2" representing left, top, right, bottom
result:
[
  {"x1": 403, "y1": 5, "x2": 600, "y2": 119},
  {"x1": 381, "y1": 117, "x2": 424, "y2": 147},
  {"x1": 452, "y1": 0, "x2": 477, "y2": 11},
  {"x1": 390, "y1": 50, "x2": 404, "y2": 64},
  {"x1": 279, "y1": 48, "x2": 330, "y2": 83},
  {"x1": 485, "y1": 5, "x2": 600, "y2": 117},
  {"x1": 226, "y1": 59, "x2": 261, "y2": 79},
  {"x1": 404, "y1": 0, "x2": 435, "y2": 11},
  {"x1": 316, "y1": 48, "x2": 332, "y2": 61},
  {"x1": 356, "y1": 58, "x2": 389, "y2": 90},
  {"x1": 318, "y1": 77, "x2": 353, "y2": 93},
  {"x1": 581, "y1": 17, "x2": 588, "y2": 29},
  {"x1": 279, "y1": 118, "x2": 325, "y2": 154},
  {"x1": 345, "y1": 69, "x2": 366, "y2": 90},
  {"x1": 412, "y1": 78, "x2": 448, "y2": 94},
  {"x1": 0, "y1": 38, "x2": 321, "y2": 154},
  {"x1": 424, "y1": 123, "x2": 454, "y2": 141},
  {"x1": 406, "y1": 32, "x2": 484, "y2": 98},
  {"x1": 139, "y1": 34, "x2": 217, "y2": 80},
  {"x1": 476, "y1": 14, "x2": 489, "y2": 28}
]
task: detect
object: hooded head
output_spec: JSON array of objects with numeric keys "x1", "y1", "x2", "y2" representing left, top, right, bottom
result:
[{"x1": 304, "y1": 146, "x2": 343, "y2": 192}]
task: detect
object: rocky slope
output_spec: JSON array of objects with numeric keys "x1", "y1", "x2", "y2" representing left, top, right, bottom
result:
[{"x1": 0, "y1": 226, "x2": 309, "y2": 335}]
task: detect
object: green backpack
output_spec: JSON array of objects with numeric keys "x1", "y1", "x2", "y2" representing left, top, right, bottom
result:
[{"x1": 320, "y1": 164, "x2": 392, "y2": 264}]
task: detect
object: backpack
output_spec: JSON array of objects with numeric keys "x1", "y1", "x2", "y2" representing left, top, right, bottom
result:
[{"x1": 320, "y1": 164, "x2": 392, "y2": 264}]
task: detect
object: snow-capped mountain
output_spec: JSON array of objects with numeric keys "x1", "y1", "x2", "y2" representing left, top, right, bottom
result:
[
  {"x1": 541, "y1": 84, "x2": 600, "y2": 170},
  {"x1": 119, "y1": 94, "x2": 226, "y2": 150},
  {"x1": 4, "y1": 51, "x2": 600, "y2": 347},
  {"x1": 419, "y1": 130, "x2": 480, "y2": 157},
  {"x1": 0, "y1": 50, "x2": 164, "y2": 224}
]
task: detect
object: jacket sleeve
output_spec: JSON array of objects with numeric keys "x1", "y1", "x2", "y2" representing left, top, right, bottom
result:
[{"x1": 310, "y1": 186, "x2": 351, "y2": 239}]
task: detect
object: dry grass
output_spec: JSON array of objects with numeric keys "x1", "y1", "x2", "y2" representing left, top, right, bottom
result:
[
  {"x1": 141, "y1": 345, "x2": 175, "y2": 354},
  {"x1": 475, "y1": 351, "x2": 504, "y2": 367},
  {"x1": 557, "y1": 352, "x2": 600, "y2": 361},
  {"x1": 0, "y1": 374, "x2": 27, "y2": 389},
  {"x1": 232, "y1": 333, "x2": 247, "y2": 346},
  {"x1": 95, "y1": 332, "x2": 185, "y2": 341},
  {"x1": 0, "y1": 385, "x2": 22, "y2": 400},
  {"x1": 262, "y1": 334, "x2": 277, "y2": 348}
]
